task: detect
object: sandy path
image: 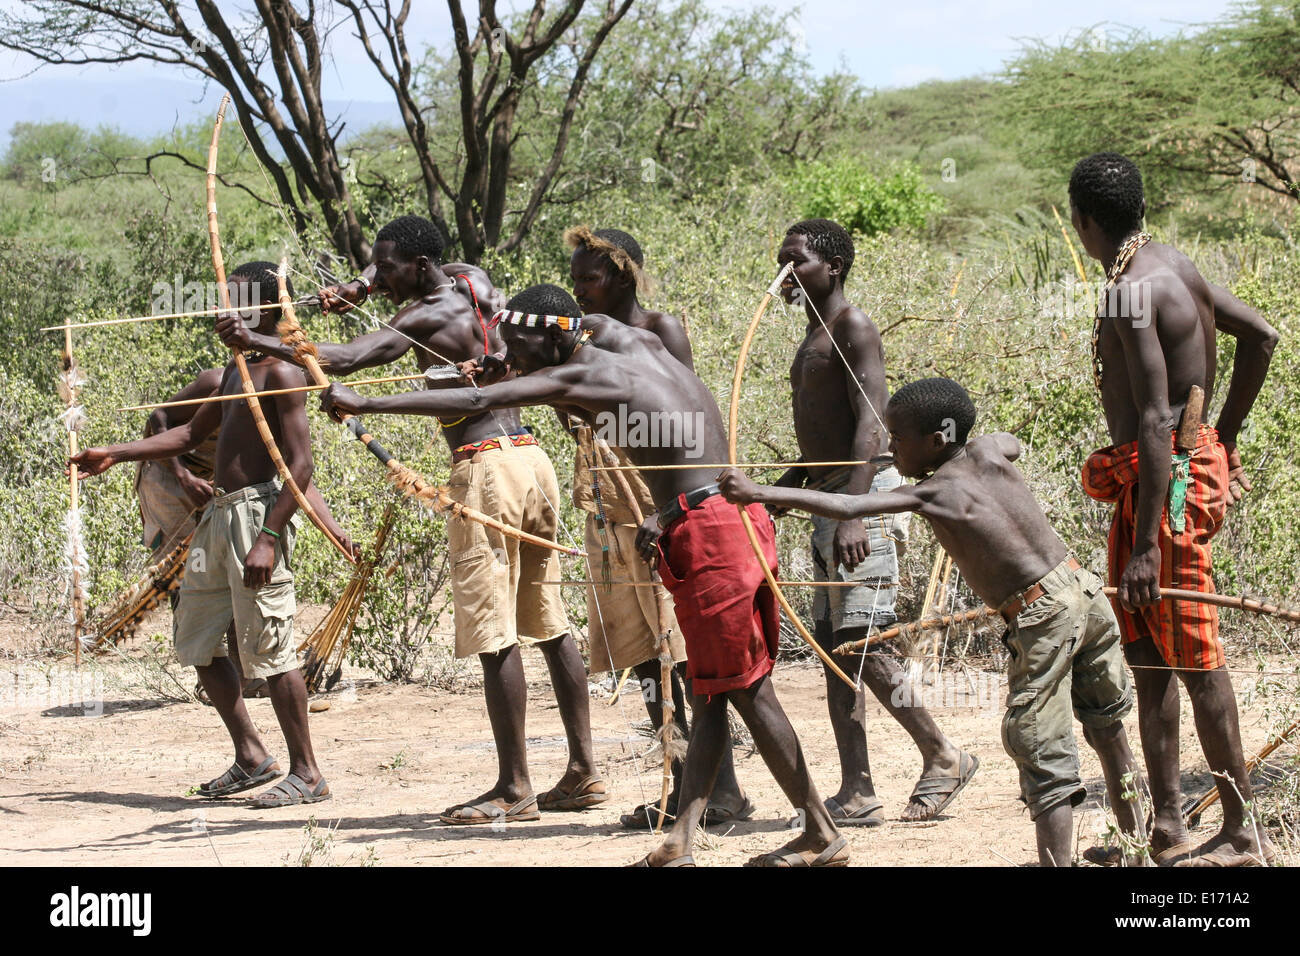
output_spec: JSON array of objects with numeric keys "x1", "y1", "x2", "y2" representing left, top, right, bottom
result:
[{"x1": 0, "y1": 613, "x2": 1287, "y2": 867}]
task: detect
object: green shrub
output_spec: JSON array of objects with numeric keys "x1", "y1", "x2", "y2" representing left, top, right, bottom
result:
[{"x1": 789, "y1": 160, "x2": 945, "y2": 237}]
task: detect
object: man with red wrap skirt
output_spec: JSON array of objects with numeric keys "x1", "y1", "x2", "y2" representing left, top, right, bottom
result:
[{"x1": 1070, "y1": 153, "x2": 1278, "y2": 867}]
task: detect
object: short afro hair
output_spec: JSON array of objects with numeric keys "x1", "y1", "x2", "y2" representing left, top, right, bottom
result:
[
  {"x1": 1069, "y1": 153, "x2": 1145, "y2": 240},
  {"x1": 230, "y1": 260, "x2": 292, "y2": 303},
  {"x1": 887, "y1": 377, "x2": 976, "y2": 445},
  {"x1": 786, "y1": 218, "x2": 855, "y2": 284},
  {"x1": 505, "y1": 283, "x2": 582, "y2": 320},
  {"x1": 375, "y1": 215, "x2": 445, "y2": 263}
]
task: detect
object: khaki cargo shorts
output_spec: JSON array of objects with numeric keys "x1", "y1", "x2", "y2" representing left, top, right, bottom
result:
[
  {"x1": 584, "y1": 515, "x2": 686, "y2": 674},
  {"x1": 447, "y1": 442, "x2": 570, "y2": 658},
  {"x1": 173, "y1": 481, "x2": 299, "y2": 679},
  {"x1": 1000, "y1": 558, "x2": 1133, "y2": 819}
]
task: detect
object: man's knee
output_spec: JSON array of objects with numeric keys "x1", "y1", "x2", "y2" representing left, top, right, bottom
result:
[
  {"x1": 1179, "y1": 665, "x2": 1236, "y2": 710},
  {"x1": 1082, "y1": 719, "x2": 1122, "y2": 751},
  {"x1": 537, "y1": 632, "x2": 572, "y2": 656}
]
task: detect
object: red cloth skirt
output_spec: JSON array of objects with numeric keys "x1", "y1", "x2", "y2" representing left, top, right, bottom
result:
[
  {"x1": 655, "y1": 494, "x2": 780, "y2": 696},
  {"x1": 1081, "y1": 426, "x2": 1228, "y2": 670}
]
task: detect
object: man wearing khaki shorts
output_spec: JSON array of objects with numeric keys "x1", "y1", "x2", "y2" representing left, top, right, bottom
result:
[
  {"x1": 999, "y1": 559, "x2": 1135, "y2": 844},
  {"x1": 224, "y1": 216, "x2": 601, "y2": 822},
  {"x1": 440, "y1": 429, "x2": 606, "y2": 822},
  {"x1": 134, "y1": 366, "x2": 273, "y2": 699},
  {"x1": 76, "y1": 260, "x2": 341, "y2": 807}
]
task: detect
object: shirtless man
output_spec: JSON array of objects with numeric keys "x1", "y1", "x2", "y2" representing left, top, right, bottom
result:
[
  {"x1": 138, "y1": 366, "x2": 266, "y2": 699},
  {"x1": 219, "y1": 217, "x2": 603, "y2": 823},
  {"x1": 74, "y1": 261, "x2": 346, "y2": 806},
  {"x1": 1070, "y1": 152, "x2": 1279, "y2": 866},
  {"x1": 566, "y1": 225, "x2": 751, "y2": 828},
  {"x1": 774, "y1": 218, "x2": 973, "y2": 824},
  {"x1": 717, "y1": 377, "x2": 1145, "y2": 866},
  {"x1": 322, "y1": 283, "x2": 845, "y2": 866}
]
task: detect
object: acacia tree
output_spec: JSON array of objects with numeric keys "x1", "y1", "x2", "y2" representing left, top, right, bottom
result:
[
  {"x1": 0, "y1": 1, "x2": 632, "y2": 265},
  {"x1": 1002, "y1": 2, "x2": 1300, "y2": 210},
  {"x1": 339, "y1": 0, "x2": 631, "y2": 261},
  {"x1": 412, "y1": 0, "x2": 863, "y2": 229}
]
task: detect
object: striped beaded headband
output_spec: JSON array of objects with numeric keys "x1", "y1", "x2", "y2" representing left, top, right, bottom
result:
[{"x1": 488, "y1": 309, "x2": 583, "y2": 332}]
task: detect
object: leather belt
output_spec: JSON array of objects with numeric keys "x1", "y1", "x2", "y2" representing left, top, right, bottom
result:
[
  {"x1": 1000, "y1": 557, "x2": 1082, "y2": 621},
  {"x1": 657, "y1": 482, "x2": 721, "y2": 531}
]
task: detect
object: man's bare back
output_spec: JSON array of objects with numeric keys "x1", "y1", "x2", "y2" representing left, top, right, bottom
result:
[{"x1": 323, "y1": 310, "x2": 730, "y2": 510}]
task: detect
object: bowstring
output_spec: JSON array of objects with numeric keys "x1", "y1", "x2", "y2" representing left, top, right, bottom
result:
[{"x1": 787, "y1": 269, "x2": 889, "y2": 436}]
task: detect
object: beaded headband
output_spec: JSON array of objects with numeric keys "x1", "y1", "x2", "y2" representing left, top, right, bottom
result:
[{"x1": 487, "y1": 309, "x2": 583, "y2": 332}]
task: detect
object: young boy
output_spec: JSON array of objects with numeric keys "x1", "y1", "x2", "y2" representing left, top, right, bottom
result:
[
  {"x1": 73, "y1": 261, "x2": 345, "y2": 807},
  {"x1": 775, "y1": 218, "x2": 973, "y2": 824},
  {"x1": 1070, "y1": 153, "x2": 1278, "y2": 866},
  {"x1": 718, "y1": 377, "x2": 1145, "y2": 866},
  {"x1": 220, "y1": 217, "x2": 603, "y2": 823},
  {"x1": 322, "y1": 284, "x2": 844, "y2": 866},
  {"x1": 564, "y1": 225, "x2": 752, "y2": 829}
]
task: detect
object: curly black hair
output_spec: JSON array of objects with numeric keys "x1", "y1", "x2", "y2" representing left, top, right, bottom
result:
[
  {"x1": 230, "y1": 260, "x2": 292, "y2": 304},
  {"x1": 375, "y1": 215, "x2": 445, "y2": 263},
  {"x1": 786, "y1": 218, "x2": 855, "y2": 284},
  {"x1": 888, "y1": 377, "x2": 976, "y2": 445},
  {"x1": 505, "y1": 283, "x2": 582, "y2": 319},
  {"x1": 1068, "y1": 153, "x2": 1145, "y2": 240}
]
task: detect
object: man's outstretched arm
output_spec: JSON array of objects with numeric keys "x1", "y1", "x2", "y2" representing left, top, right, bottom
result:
[
  {"x1": 321, "y1": 370, "x2": 574, "y2": 422},
  {"x1": 74, "y1": 386, "x2": 224, "y2": 477},
  {"x1": 218, "y1": 316, "x2": 417, "y2": 376},
  {"x1": 718, "y1": 468, "x2": 924, "y2": 520}
]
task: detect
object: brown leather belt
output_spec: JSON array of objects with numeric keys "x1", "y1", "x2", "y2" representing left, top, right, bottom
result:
[{"x1": 999, "y1": 557, "x2": 1082, "y2": 621}]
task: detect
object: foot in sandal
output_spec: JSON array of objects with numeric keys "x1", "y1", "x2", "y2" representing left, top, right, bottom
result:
[
  {"x1": 249, "y1": 773, "x2": 330, "y2": 808},
  {"x1": 538, "y1": 773, "x2": 609, "y2": 812},
  {"x1": 439, "y1": 792, "x2": 540, "y2": 826},
  {"x1": 900, "y1": 751, "x2": 979, "y2": 822},
  {"x1": 745, "y1": 835, "x2": 850, "y2": 867},
  {"x1": 1175, "y1": 830, "x2": 1276, "y2": 867},
  {"x1": 199, "y1": 756, "x2": 281, "y2": 798}
]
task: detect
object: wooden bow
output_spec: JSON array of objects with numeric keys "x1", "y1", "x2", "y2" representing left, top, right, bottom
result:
[
  {"x1": 207, "y1": 95, "x2": 354, "y2": 564},
  {"x1": 729, "y1": 263, "x2": 857, "y2": 690},
  {"x1": 274, "y1": 260, "x2": 584, "y2": 558}
]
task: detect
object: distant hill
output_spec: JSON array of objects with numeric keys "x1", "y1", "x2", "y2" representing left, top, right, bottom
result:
[{"x1": 0, "y1": 72, "x2": 401, "y2": 148}]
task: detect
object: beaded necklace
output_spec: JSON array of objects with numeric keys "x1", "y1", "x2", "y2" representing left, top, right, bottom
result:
[{"x1": 1091, "y1": 231, "x2": 1152, "y2": 391}]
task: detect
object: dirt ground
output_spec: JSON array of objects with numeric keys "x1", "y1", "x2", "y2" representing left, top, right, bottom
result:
[{"x1": 0, "y1": 605, "x2": 1291, "y2": 867}]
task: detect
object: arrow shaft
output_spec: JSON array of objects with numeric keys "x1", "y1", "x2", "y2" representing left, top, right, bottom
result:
[
  {"x1": 41, "y1": 299, "x2": 315, "y2": 332},
  {"x1": 119, "y1": 372, "x2": 426, "y2": 412}
]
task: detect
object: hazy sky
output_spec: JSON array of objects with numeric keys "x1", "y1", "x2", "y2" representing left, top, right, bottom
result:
[{"x1": 0, "y1": 0, "x2": 1239, "y2": 140}]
